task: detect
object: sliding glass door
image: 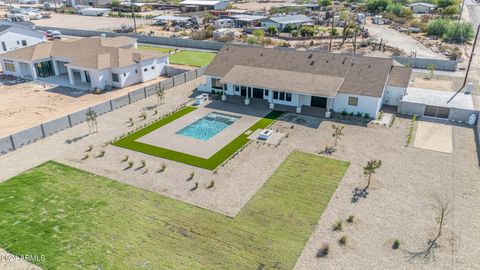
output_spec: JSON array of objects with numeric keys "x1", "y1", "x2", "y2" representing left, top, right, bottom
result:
[{"x1": 34, "y1": 61, "x2": 54, "y2": 78}]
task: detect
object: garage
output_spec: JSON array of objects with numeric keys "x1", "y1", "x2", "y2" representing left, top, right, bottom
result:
[{"x1": 424, "y1": 105, "x2": 450, "y2": 119}]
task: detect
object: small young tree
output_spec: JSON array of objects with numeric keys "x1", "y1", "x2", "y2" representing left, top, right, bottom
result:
[
  {"x1": 426, "y1": 64, "x2": 436, "y2": 79},
  {"x1": 363, "y1": 160, "x2": 382, "y2": 189},
  {"x1": 85, "y1": 108, "x2": 98, "y2": 134},
  {"x1": 156, "y1": 88, "x2": 165, "y2": 105},
  {"x1": 410, "y1": 195, "x2": 450, "y2": 260},
  {"x1": 332, "y1": 124, "x2": 345, "y2": 147}
]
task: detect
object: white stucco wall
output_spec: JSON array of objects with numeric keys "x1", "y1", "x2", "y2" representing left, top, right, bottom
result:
[
  {"x1": 333, "y1": 93, "x2": 382, "y2": 118},
  {"x1": 0, "y1": 27, "x2": 45, "y2": 54},
  {"x1": 90, "y1": 68, "x2": 112, "y2": 89},
  {"x1": 384, "y1": 85, "x2": 407, "y2": 106}
]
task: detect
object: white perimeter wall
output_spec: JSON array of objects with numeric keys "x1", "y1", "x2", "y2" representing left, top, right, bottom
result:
[
  {"x1": 0, "y1": 27, "x2": 45, "y2": 54},
  {"x1": 334, "y1": 93, "x2": 382, "y2": 118}
]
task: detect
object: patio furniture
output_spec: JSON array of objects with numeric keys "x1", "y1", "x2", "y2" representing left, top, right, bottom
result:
[{"x1": 194, "y1": 93, "x2": 209, "y2": 105}]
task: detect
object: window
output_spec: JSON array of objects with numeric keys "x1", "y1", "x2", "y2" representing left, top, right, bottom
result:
[
  {"x1": 4, "y1": 63, "x2": 15, "y2": 72},
  {"x1": 151, "y1": 66, "x2": 155, "y2": 70},
  {"x1": 144, "y1": 68, "x2": 148, "y2": 72},
  {"x1": 348, "y1": 96, "x2": 358, "y2": 106},
  {"x1": 273, "y1": 91, "x2": 278, "y2": 100},
  {"x1": 1, "y1": 42, "x2": 6, "y2": 51},
  {"x1": 21, "y1": 40, "x2": 27, "y2": 46},
  {"x1": 211, "y1": 78, "x2": 223, "y2": 89},
  {"x1": 112, "y1": 73, "x2": 119, "y2": 82},
  {"x1": 123, "y1": 73, "x2": 126, "y2": 77},
  {"x1": 234, "y1": 85, "x2": 240, "y2": 92},
  {"x1": 135, "y1": 69, "x2": 138, "y2": 74},
  {"x1": 286, "y1": 92, "x2": 292, "y2": 102},
  {"x1": 16, "y1": 41, "x2": 20, "y2": 45},
  {"x1": 279, "y1": 92, "x2": 285, "y2": 100},
  {"x1": 264, "y1": 89, "x2": 269, "y2": 96}
]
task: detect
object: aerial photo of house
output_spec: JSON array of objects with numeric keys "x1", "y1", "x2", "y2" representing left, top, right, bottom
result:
[{"x1": 0, "y1": 0, "x2": 479, "y2": 269}]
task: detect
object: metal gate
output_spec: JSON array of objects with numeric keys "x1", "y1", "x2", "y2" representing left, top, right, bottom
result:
[{"x1": 424, "y1": 105, "x2": 450, "y2": 119}]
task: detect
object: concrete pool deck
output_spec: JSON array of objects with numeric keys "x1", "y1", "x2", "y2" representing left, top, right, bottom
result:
[{"x1": 136, "y1": 100, "x2": 272, "y2": 158}]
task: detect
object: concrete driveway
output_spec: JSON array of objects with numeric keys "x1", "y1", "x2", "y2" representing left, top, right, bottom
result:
[{"x1": 413, "y1": 120, "x2": 453, "y2": 153}]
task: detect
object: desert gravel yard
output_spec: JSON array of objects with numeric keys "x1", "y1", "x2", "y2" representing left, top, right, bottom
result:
[{"x1": 0, "y1": 76, "x2": 479, "y2": 269}]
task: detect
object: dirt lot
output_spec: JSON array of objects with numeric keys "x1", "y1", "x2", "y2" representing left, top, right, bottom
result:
[
  {"x1": 0, "y1": 77, "x2": 166, "y2": 138},
  {"x1": 234, "y1": 0, "x2": 288, "y2": 11},
  {"x1": 33, "y1": 13, "x2": 153, "y2": 31}
]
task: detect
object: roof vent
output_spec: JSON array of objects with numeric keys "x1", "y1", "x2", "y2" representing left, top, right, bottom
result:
[
  {"x1": 310, "y1": 60, "x2": 315, "y2": 65},
  {"x1": 308, "y1": 53, "x2": 313, "y2": 59}
]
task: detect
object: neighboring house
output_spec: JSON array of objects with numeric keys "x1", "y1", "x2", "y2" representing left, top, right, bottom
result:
[
  {"x1": 0, "y1": 37, "x2": 169, "y2": 90},
  {"x1": 214, "y1": 18, "x2": 234, "y2": 28},
  {"x1": 199, "y1": 45, "x2": 412, "y2": 118},
  {"x1": 229, "y1": 15, "x2": 266, "y2": 27},
  {"x1": 261, "y1": 15, "x2": 312, "y2": 31},
  {"x1": 179, "y1": 0, "x2": 229, "y2": 12},
  {"x1": 409, "y1": 2, "x2": 436, "y2": 14},
  {"x1": 0, "y1": 25, "x2": 46, "y2": 54},
  {"x1": 78, "y1": 8, "x2": 111, "y2": 16}
]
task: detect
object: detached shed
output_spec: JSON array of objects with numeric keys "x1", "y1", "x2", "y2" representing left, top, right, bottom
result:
[
  {"x1": 398, "y1": 87, "x2": 478, "y2": 123},
  {"x1": 409, "y1": 2, "x2": 436, "y2": 14}
]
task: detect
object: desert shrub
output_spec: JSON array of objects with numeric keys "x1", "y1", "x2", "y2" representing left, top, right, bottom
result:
[
  {"x1": 206, "y1": 180, "x2": 215, "y2": 189},
  {"x1": 427, "y1": 18, "x2": 450, "y2": 36},
  {"x1": 187, "y1": 172, "x2": 195, "y2": 181},
  {"x1": 339, "y1": 235, "x2": 347, "y2": 246},
  {"x1": 126, "y1": 161, "x2": 134, "y2": 169},
  {"x1": 443, "y1": 22, "x2": 474, "y2": 43},
  {"x1": 444, "y1": 5, "x2": 460, "y2": 15},
  {"x1": 333, "y1": 220, "x2": 343, "y2": 231},
  {"x1": 81, "y1": 154, "x2": 89, "y2": 160},
  {"x1": 190, "y1": 182, "x2": 199, "y2": 191},
  {"x1": 85, "y1": 145, "x2": 93, "y2": 152},
  {"x1": 393, "y1": 239, "x2": 400, "y2": 249},
  {"x1": 346, "y1": 215, "x2": 355, "y2": 223}
]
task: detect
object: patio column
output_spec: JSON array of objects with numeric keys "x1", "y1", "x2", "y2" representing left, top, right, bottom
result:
[
  {"x1": 80, "y1": 70, "x2": 86, "y2": 83},
  {"x1": 296, "y1": 106, "x2": 302, "y2": 113},
  {"x1": 52, "y1": 60, "x2": 60, "y2": 76},
  {"x1": 30, "y1": 64, "x2": 37, "y2": 80},
  {"x1": 67, "y1": 68, "x2": 75, "y2": 85},
  {"x1": 245, "y1": 87, "x2": 250, "y2": 105},
  {"x1": 269, "y1": 102, "x2": 274, "y2": 109},
  {"x1": 221, "y1": 88, "x2": 226, "y2": 101}
]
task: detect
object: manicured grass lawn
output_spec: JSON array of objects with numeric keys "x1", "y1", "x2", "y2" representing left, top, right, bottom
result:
[
  {"x1": 169, "y1": 50, "x2": 216, "y2": 67},
  {"x1": 112, "y1": 107, "x2": 283, "y2": 170},
  {"x1": 139, "y1": 45, "x2": 216, "y2": 67},
  {"x1": 138, "y1": 45, "x2": 175, "y2": 53},
  {"x1": 0, "y1": 152, "x2": 349, "y2": 269}
]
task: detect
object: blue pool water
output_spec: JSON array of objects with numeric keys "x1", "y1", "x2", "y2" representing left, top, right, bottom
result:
[{"x1": 176, "y1": 112, "x2": 240, "y2": 141}]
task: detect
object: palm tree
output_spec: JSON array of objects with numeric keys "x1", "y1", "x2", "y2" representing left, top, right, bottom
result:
[
  {"x1": 332, "y1": 124, "x2": 345, "y2": 147},
  {"x1": 363, "y1": 160, "x2": 382, "y2": 189}
]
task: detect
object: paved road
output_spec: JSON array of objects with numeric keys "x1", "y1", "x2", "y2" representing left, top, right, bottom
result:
[{"x1": 366, "y1": 21, "x2": 446, "y2": 59}]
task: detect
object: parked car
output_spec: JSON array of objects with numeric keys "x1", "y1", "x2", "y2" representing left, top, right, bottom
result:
[{"x1": 45, "y1": 30, "x2": 61, "y2": 40}]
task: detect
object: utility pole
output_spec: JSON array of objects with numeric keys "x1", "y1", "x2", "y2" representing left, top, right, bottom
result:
[
  {"x1": 329, "y1": 10, "x2": 335, "y2": 51},
  {"x1": 448, "y1": 23, "x2": 480, "y2": 102},
  {"x1": 131, "y1": 0, "x2": 137, "y2": 34},
  {"x1": 458, "y1": 0, "x2": 466, "y2": 23}
]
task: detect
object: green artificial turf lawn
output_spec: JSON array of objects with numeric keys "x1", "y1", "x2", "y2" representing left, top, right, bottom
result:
[
  {"x1": 137, "y1": 45, "x2": 175, "y2": 53},
  {"x1": 0, "y1": 152, "x2": 349, "y2": 269},
  {"x1": 112, "y1": 107, "x2": 283, "y2": 170},
  {"x1": 139, "y1": 45, "x2": 216, "y2": 67},
  {"x1": 168, "y1": 50, "x2": 216, "y2": 67}
]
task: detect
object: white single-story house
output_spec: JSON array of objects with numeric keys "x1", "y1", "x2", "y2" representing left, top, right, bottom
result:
[
  {"x1": 410, "y1": 2, "x2": 436, "y2": 14},
  {"x1": 78, "y1": 8, "x2": 111, "y2": 16},
  {"x1": 261, "y1": 15, "x2": 313, "y2": 31},
  {"x1": 199, "y1": 45, "x2": 412, "y2": 118},
  {"x1": 0, "y1": 36, "x2": 169, "y2": 90},
  {"x1": 0, "y1": 25, "x2": 45, "y2": 54},
  {"x1": 179, "y1": 0, "x2": 229, "y2": 12}
]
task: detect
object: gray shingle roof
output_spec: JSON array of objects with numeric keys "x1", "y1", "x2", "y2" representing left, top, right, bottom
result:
[{"x1": 205, "y1": 45, "x2": 406, "y2": 98}]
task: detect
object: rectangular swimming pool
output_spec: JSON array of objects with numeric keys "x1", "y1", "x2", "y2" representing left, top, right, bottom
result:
[{"x1": 176, "y1": 112, "x2": 240, "y2": 141}]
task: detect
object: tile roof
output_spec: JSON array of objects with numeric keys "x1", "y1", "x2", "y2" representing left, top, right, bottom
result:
[
  {"x1": 1, "y1": 36, "x2": 167, "y2": 70},
  {"x1": 205, "y1": 45, "x2": 408, "y2": 98}
]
